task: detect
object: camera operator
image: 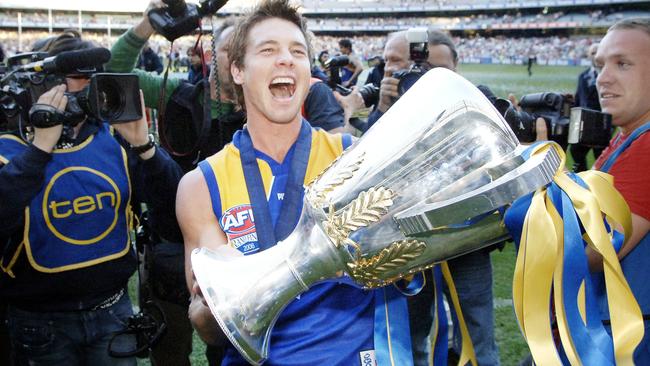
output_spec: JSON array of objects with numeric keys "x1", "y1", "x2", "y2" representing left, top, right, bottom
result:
[
  {"x1": 590, "y1": 18, "x2": 650, "y2": 364},
  {"x1": 570, "y1": 42, "x2": 606, "y2": 172},
  {"x1": 356, "y1": 28, "x2": 501, "y2": 365},
  {"x1": 0, "y1": 32, "x2": 183, "y2": 366}
]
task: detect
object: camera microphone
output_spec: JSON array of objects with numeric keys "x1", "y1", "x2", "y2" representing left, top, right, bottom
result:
[{"x1": 19, "y1": 48, "x2": 112, "y2": 74}]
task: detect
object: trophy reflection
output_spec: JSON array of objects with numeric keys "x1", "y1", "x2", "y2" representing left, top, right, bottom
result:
[{"x1": 192, "y1": 68, "x2": 561, "y2": 365}]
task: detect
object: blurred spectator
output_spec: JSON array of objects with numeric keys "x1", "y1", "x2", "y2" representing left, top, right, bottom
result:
[
  {"x1": 570, "y1": 42, "x2": 607, "y2": 172},
  {"x1": 338, "y1": 38, "x2": 365, "y2": 87},
  {"x1": 187, "y1": 47, "x2": 207, "y2": 84},
  {"x1": 137, "y1": 42, "x2": 163, "y2": 74}
]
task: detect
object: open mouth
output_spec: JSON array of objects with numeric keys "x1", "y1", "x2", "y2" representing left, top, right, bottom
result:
[
  {"x1": 269, "y1": 77, "x2": 296, "y2": 99},
  {"x1": 600, "y1": 93, "x2": 618, "y2": 100}
]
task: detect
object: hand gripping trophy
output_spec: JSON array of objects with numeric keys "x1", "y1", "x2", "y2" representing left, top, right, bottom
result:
[{"x1": 192, "y1": 68, "x2": 643, "y2": 365}]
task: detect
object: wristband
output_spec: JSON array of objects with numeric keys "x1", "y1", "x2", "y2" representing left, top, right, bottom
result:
[{"x1": 130, "y1": 134, "x2": 156, "y2": 155}]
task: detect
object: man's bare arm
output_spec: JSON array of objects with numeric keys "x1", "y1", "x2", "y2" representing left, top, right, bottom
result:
[{"x1": 176, "y1": 168, "x2": 229, "y2": 345}]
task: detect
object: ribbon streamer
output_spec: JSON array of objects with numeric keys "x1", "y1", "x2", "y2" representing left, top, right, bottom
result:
[
  {"x1": 504, "y1": 142, "x2": 644, "y2": 366},
  {"x1": 429, "y1": 263, "x2": 478, "y2": 366}
]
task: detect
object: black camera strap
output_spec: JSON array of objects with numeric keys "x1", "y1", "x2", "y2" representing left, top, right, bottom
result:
[{"x1": 107, "y1": 211, "x2": 167, "y2": 359}]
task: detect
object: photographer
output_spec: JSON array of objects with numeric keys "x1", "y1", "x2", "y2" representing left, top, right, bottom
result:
[
  {"x1": 0, "y1": 32, "x2": 182, "y2": 366},
  {"x1": 107, "y1": 5, "x2": 244, "y2": 366},
  {"x1": 357, "y1": 28, "x2": 501, "y2": 365},
  {"x1": 590, "y1": 18, "x2": 650, "y2": 364}
]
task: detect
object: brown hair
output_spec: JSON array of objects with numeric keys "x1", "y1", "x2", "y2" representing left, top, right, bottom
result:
[
  {"x1": 227, "y1": 0, "x2": 311, "y2": 109},
  {"x1": 426, "y1": 28, "x2": 458, "y2": 64},
  {"x1": 32, "y1": 29, "x2": 96, "y2": 56}
]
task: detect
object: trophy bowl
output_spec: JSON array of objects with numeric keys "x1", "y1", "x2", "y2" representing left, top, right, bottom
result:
[{"x1": 192, "y1": 68, "x2": 561, "y2": 365}]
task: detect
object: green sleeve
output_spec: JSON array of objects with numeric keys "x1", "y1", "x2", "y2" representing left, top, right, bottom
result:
[{"x1": 105, "y1": 28, "x2": 181, "y2": 108}]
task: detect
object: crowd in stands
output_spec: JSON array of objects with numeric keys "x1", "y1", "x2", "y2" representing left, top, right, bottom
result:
[
  {"x1": 301, "y1": 0, "x2": 639, "y2": 9},
  {"x1": 0, "y1": 29, "x2": 600, "y2": 67},
  {"x1": 305, "y1": 10, "x2": 647, "y2": 31},
  {"x1": 1, "y1": 8, "x2": 648, "y2": 34}
]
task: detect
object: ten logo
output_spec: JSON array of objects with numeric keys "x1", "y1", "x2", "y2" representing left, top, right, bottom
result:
[
  {"x1": 43, "y1": 167, "x2": 122, "y2": 245},
  {"x1": 49, "y1": 192, "x2": 116, "y2": 218}
]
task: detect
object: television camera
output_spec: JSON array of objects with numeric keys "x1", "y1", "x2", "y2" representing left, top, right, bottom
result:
[{"x1": 0, "y1": 48, "x2": 142, "y2": 134}]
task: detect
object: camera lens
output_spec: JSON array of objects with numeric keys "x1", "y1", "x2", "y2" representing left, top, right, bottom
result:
[
  {"x1": 96, "y1": 78, "x2": 124, "y2": 120},
  {"x1": 325, "y1": 56, "x2": 349, "y2": 69},
  {"x1": 396, "y1": 71, "x2": 421, "y2": 96},
  {"x1": 357, "y1": 84, "x2": 379, "y2": 108}
]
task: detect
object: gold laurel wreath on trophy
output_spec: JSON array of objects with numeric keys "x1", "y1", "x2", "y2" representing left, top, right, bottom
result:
[{"x1": 307, "y1": 153, "x2": 428, "y2": 288}]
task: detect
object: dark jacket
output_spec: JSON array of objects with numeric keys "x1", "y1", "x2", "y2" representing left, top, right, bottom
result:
[
  {"x1": 0, "y1": 121, "x2": 183, "y2": 311},
  {"x1": 137, "y1": 47, "x2": 163, "y2": 74},
  {"x1": 575, "y1": 67, "x2": 601, "y2": 111}
]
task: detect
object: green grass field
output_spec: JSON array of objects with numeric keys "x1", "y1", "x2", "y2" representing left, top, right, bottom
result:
[
  {"x1": 134, "y1": 63, "x2": 589, "y2": 366},
  {"x1": 458, "y1": 63, "x2": 584, "y2": 99}
]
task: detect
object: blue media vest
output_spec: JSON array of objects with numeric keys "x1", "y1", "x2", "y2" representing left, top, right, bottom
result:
[{"x1": 0, "y1": 124, "x2": 131, "y2": 273}]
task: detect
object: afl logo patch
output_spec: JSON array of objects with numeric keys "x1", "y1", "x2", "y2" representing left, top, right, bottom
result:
[{"x1": 221, "y1": 204, "x2": 259, "y2": 254}]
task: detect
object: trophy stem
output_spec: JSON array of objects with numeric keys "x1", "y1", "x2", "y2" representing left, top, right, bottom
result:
[{"x1": 192, "y1": 202, "x2": 345, "y2": 365}]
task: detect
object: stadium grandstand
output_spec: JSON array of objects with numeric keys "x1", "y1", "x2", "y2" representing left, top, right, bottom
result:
[{"x1": 0, "y1": 0, "x2": 648, "y2": 67}]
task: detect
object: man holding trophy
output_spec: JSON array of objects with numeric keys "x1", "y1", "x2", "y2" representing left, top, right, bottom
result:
[{"x1": 177, "y1": 1, "x2": 397, "y2": 364}]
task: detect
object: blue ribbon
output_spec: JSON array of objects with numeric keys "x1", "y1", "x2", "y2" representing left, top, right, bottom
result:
[
  {"x1": 547, "y1": 178, "x2": 615, "y2": 365},
  {"x1": 599, "y1": 122, "x2": 650, "y2": 173},
  {"x1": 374, "y1": 286, "x2": 414, "y2": 366},
  {"x1": 238, "y1": 120, "x2": 312, "y2": 250},
  {"x1": 504, "y1": 143, "x2": 624, "y2": 365},
  {"x1": 431, "y1": 266, "x2": 449, "y2": 366}
]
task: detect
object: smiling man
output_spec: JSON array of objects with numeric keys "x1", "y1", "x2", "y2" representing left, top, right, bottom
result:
[
  {"x1": 591, "y1": 17, "x2": 650, "y2": 364},
  {"x1": 176, "y1": 1, "x2": 413, "y2": 365}
]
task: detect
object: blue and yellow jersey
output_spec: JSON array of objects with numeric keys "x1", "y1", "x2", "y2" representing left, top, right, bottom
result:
[
  {"x1": 199, "y1": 126, "x2": 377, "y2": 365},
  {"x1": 200, "y1": 127, "x2": 353, "y2": 254},
  {"x1": 0, "y1": 124, "x2": 132, "y2": 275}
]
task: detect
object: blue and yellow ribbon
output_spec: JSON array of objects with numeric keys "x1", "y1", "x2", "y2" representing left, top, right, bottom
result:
[
  {"x1": 429, "y1": 263, "x2": 478, "y2": 366},
  {"x1": 504, "y1": 142, "x2": 644, "y2": 366}
]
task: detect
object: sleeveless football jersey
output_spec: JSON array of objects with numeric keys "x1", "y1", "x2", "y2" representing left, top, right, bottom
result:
[{"x1": 199, "y1": 126, "x2": 378, "y2": 366}]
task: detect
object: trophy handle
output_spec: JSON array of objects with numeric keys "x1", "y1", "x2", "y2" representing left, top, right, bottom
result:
[{"x1": 394, "y1": 145, "x2": 561, "y2": 236}]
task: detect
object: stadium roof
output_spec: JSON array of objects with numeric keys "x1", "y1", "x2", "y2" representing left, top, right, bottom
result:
[{"x1": 0, "y1": 0, "x2": 259, "y2": 13}]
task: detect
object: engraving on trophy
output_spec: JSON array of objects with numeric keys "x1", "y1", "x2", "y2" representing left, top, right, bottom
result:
[
  {"x1": 322, "y1": 186, "x2": 395, "y2": 249},
  {"x1": 347, "y1": 239, "x2": 427, "y2": 288}
]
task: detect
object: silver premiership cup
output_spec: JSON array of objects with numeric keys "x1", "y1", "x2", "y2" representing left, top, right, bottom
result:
[{"x1": 192, "y1": 68, "x2": 561, "y2": 365}]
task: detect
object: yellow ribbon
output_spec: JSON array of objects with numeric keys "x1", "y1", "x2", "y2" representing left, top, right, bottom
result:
[
  {"x1": 441, "y1": 262, "x2": 478, "y2": 366},
  {"x1": 512, "y1": 142, "x2": 644, "y2": 366}
]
